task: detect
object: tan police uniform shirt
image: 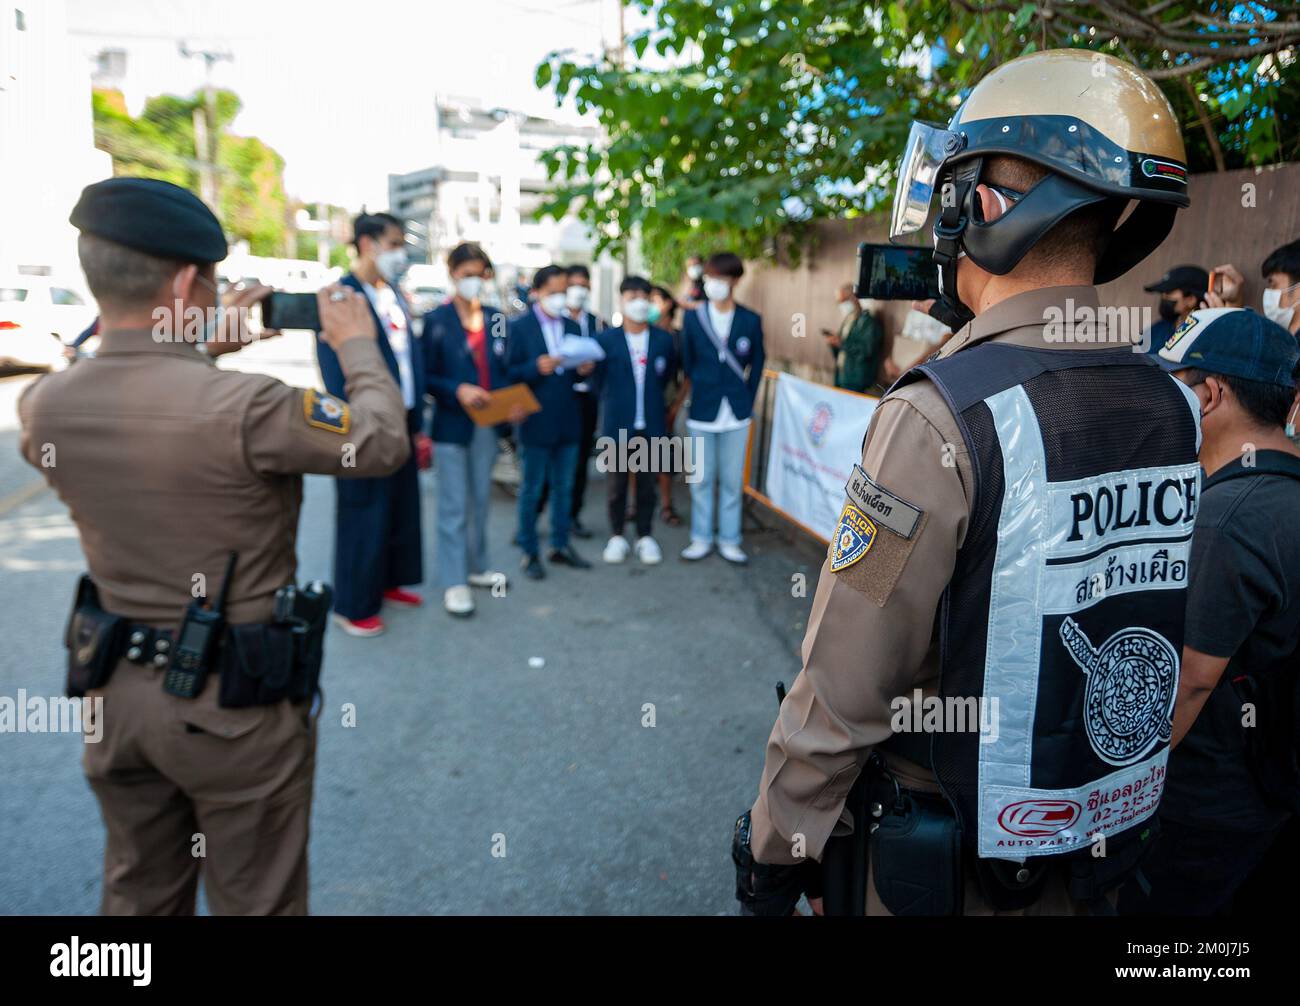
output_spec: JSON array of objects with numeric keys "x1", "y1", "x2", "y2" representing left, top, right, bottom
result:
[
  {"x1": 749, "y1": 286, "x2": 1137, "y2": 877},
  {"x1": 18, "y1": 329, "x2": 410, "y2": 629}
]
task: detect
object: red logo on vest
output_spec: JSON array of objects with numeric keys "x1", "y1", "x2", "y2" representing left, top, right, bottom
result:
[{"x1": 998, "y1": 800, "x2": 1081, "y2": 837}]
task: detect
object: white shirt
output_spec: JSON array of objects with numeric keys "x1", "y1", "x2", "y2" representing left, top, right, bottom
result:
[
  {"x1": 362, "y1": 282, "x2": 416, "y2": 410},
  {"x1": 571, "y1": 310, "x2": 592, "y2": 390},
  {"x1": 625, "y1": 328, "x2": 649, "y2": 430},
  {"x1": 688, "y1": 303, "x2": 749, "y2": 433}
]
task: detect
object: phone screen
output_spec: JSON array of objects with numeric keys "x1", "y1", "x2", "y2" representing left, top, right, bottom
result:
[
  {"x1": 262, "y1": 292, "x2": 321, "y2": 331},
  {"x1": 855, "y1": 243, "x2": 940, "y2": 301}
]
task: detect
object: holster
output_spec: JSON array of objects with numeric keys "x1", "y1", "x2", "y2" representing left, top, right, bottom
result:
[
  {"x1": 63, "y1": 575, "x2": 125, "y2": 697},
  {"x1": 217, "y1": 620, "x2": 325, "y2": 709},
  {"x1": 822, "y1": 753, "x2": 964, "y2": 916}
]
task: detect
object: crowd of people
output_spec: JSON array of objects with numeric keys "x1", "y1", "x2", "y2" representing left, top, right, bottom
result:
[{"x1": 317, "y1": 211, "x2": 767, "y2": 624}]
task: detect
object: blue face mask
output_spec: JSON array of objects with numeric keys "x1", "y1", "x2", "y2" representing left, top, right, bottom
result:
[{"x1": 647, "y1": 303, "x2": 662, "y2": 324}]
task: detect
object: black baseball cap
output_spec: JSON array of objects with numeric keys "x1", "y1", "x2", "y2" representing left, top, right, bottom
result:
[
  {"x1": 70, "y1": 177, "x2": 228, "y2": 264},
  {"x1": 1143, "y1": 265, "x2": 1208, "y2": 296},
  {"x1": 1155, "y1": 307, "x2": 1300, "y2": 386}
]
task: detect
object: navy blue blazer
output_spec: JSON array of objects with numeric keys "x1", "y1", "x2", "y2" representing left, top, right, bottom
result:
[
  {"x1": 594, "y1": 325, "x2": 677, "y2": 439},
  {"x1": 423, "y1": 300, "x2": 509, "y2": 444},
  {"x1": 505, "y1": 307, "x2": 584, "y2": 447},
  {"x1": 315, "y1": 272, "x2": 424, "y2": 435},
  {"x1": 680, "y1": 303, "x2": 765, "y2": 422}
]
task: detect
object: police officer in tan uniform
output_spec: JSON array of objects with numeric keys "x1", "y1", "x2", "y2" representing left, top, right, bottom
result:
[
  {"x1": 19, "y1": 178, "x2": 409, "y2": 915},
  {"x1": 734, "y1": 51, "x2": 1202, "y2": 916}
]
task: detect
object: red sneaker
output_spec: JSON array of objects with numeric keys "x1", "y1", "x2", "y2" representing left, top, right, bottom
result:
[
  {"x1": 332, "y1": 613, "x2": 385, "y2": 637},
  {"x1": 382, "y1": 588, "x2": 424, "y2": 607}
]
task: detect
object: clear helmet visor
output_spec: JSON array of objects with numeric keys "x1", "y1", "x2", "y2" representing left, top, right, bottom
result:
[{"x1": 889, "y1": 121, "x2": 962, "y2": 242}]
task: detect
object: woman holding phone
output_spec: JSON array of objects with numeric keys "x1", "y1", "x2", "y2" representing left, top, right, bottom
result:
[{"x1": 422, "y1": 242, "x2": 510, "y2": 616}]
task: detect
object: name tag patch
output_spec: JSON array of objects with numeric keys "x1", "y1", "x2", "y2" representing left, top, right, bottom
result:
[
  {"x1": 845, "y1": 465, "x2": 922, "y2": 539},
  {"x1": 304, "y1": 389, "x2": 350, "y2": 434},
  {"x1": 830, "y1": 503, "x2": 877, "y2": 571}
]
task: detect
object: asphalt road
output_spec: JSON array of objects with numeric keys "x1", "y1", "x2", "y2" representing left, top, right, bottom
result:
[{"x1": 0, "y1": 339, "x2": 826, "y2": 915}]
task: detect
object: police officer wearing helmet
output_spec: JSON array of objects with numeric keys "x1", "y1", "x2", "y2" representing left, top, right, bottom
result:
[
  {"x1": 733, "y1": 50, "x2": 1200, "y2": 916},
  {"x1": 19, "y1": 178, "x2": 409, "y2": 914}
]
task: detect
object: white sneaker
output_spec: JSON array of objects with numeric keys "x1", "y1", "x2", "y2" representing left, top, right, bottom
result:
[
  {"x1": 635, "y1": 536, "x2": 663, "y2": 565},
  {"x1": 443, "y1": 585, "x2": 475, "y2": 617},
  {"x1": 719, "y1": 542, "x2": 749, "y2": 565},
  {"x1": 680, "y1": 539, "x2": 713, "y2": 561},
  {"x1": 603, "y1": 535, "x2": 631, "y2": 563},
  {"x1": 467, "y1": 571, "x2": 507, "y2": 590}
]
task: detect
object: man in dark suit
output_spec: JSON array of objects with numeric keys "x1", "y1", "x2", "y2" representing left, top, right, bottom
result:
[
  {"x1": 593, "y1": 275, "x2": 677, "y2": 565},
  {"x1": 679, "y1": 251, "x2": 765, "y2": 564},
  {"x1": 507, "y1": 264, "x2": 595, "y2": 579},
  {"x1": 562, "y1": 264, "x2": 605, "y2": 538},
  {"x1": 315, "y1": 211, "x2": 425, "y2": 635}
]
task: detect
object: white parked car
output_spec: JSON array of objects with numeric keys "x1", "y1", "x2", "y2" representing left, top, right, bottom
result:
[{"x1": 0, "y1": 275, "x2": 97, "y2": 370}]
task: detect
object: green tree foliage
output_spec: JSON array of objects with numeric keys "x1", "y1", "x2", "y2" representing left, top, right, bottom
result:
[
  {"x1": 536, "y1": 1, "x2": 1298, "y2": 276},
  {"x1": 92, "y1": 88, "x2": 289, "y2": 256}
]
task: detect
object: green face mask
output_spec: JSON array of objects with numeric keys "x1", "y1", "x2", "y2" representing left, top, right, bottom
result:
[{"x1": 647, "y1": 304, "x2": 662, "y2": 324}]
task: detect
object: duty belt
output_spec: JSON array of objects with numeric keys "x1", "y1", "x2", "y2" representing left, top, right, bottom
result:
[{"x1": 116, "y1": 624, "x2": 176, "y2": 669}]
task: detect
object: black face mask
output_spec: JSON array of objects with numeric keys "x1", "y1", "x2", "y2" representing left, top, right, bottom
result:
[{"x1": 1158, "y1": 298, "x2": 1179, "y2": 323}]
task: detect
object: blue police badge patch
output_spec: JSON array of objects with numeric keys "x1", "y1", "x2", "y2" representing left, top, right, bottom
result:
[
  {"x1": 303, "y1": 389, "x2": 350, "y2": 434},
  {"x1": 829, "y1": 503, "x2": 877, "y2": 572},
  {"x1": 736, "y1": 336, "x2": 751, "y2": 356},
  {"x1": 655, "y1": 355, "x2": 667, "y2": 376},
  {"x1": 493, "y1": 337, "x2": 506, "y2": 357}
]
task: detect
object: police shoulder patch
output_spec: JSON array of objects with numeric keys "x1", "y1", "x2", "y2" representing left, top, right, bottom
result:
[
  {"x1": 829, "y1": 503, "x2": 877, "y2": 572},
  {"x1": 303, "y1": 389, "x2": 350, "y2": 434}
]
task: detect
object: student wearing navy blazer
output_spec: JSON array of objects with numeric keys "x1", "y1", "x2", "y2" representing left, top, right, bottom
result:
[
  {"x1": 592, "y1": 276, "x2": 677, "y2": 565},
  {"x1": 678, "y1": 251, "x2": 765, "y2": 565},
  {"x1": 422, "y1": 242, "x2": 511, "y2": 616},
  {"x1": 506, "y1": 265, "x2": 596, "y2": 578},
  {"x1": 314, "y1": 212, "x2": 425, "y2": 635}
]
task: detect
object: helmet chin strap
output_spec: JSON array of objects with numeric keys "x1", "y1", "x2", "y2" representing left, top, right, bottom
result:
[{"x1": 930, "y1": 158, "x2": 981, "y2": 331}]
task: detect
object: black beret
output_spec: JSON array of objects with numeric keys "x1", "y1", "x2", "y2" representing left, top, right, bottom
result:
[{"x1": 70, "y1": 177, "x2": 228, "y2": 264}]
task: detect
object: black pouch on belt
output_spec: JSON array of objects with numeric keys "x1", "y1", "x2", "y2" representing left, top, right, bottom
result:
[
  {"x1": 218, "y1": 622, "x2": 296, "y2": 708},
  {"x1": 63, "y1": 575, "x2": 126, "y2": 698},
  {"x1": 870, "y1": 788, "x2": 964, "y2": 916}
]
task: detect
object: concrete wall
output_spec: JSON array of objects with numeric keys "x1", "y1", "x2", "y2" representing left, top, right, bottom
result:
[{"x1": 739, "y1": 162, "x2": 1300, "y2": 384}]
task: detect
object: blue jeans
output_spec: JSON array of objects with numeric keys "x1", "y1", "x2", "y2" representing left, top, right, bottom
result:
[
  {"x1": 435, "y1": 425, "x2": 498, "y2": 588},
  {"x1": 687, "y1": 425, "x2": 749, "y2": 546},
  {"x1": 517, "y1": 442, "x2": 579, "y2": 555}
]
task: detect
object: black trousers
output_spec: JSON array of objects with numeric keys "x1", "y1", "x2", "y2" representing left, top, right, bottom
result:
[
  {"x1": 607, "y1": 432, "x2": 656, "y2": 538},
  {"x1": 1117, "y1": 814, "x2": 1287, "y2": 916},
  {"x1": 332, "y1": 447, "x2": 422, "y2": 620},
  {"x1": 570, "y1": 389, "x2": 599, "y2": 520}
]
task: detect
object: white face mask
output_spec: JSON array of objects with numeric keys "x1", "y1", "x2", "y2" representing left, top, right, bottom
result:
[
  {"x1": 540, "y1": 291, "x2": 568, "y2": 317},
  {"x1": 623, "y1": 297, "x2": 651, "y2": 324},
  {"x1": 566, "y1": 285, "x2": 589, "y2": 310},
  {"x1": 837, "y1": 300, "x2": 856, "y2": 318},
  {"x1": 1263, "y1": 283, "x2": 1298, "y2": 329},
  {"x1": 703, "y1": 277, "x2": 732, "y2": 303},
  {"x1": 687, "y1": 264, "x2": 703, "y2": 280},
  {"x1": 456, "y1": 276, "x2": 483, "y2": 302},
  {"x1": 375, "y1": 247, "x2": 408, "y2": 282}
]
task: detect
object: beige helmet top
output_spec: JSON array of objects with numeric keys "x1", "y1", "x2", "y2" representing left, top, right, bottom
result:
[{"x1": 947, "y1": 48, "x2": 1189, "y2": 207}]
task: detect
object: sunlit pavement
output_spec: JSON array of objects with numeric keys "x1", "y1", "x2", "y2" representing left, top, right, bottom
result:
[{"x1": 0, "y1": 337, "x2": 824, "y2": 915}]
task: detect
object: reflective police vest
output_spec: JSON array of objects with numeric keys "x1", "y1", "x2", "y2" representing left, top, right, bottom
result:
[{"x1": 896, "y1": 343, "x2": 1201, "y2": 862}]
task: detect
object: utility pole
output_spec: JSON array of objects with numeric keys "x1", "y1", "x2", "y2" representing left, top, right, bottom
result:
[{"x1": 179, "y1": 42, "x2": 232, "y2": 209}]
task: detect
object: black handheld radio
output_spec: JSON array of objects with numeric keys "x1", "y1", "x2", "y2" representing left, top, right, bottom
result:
[{"x1": 163, "y1": 551, "x2": 237, "y2": 699}]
